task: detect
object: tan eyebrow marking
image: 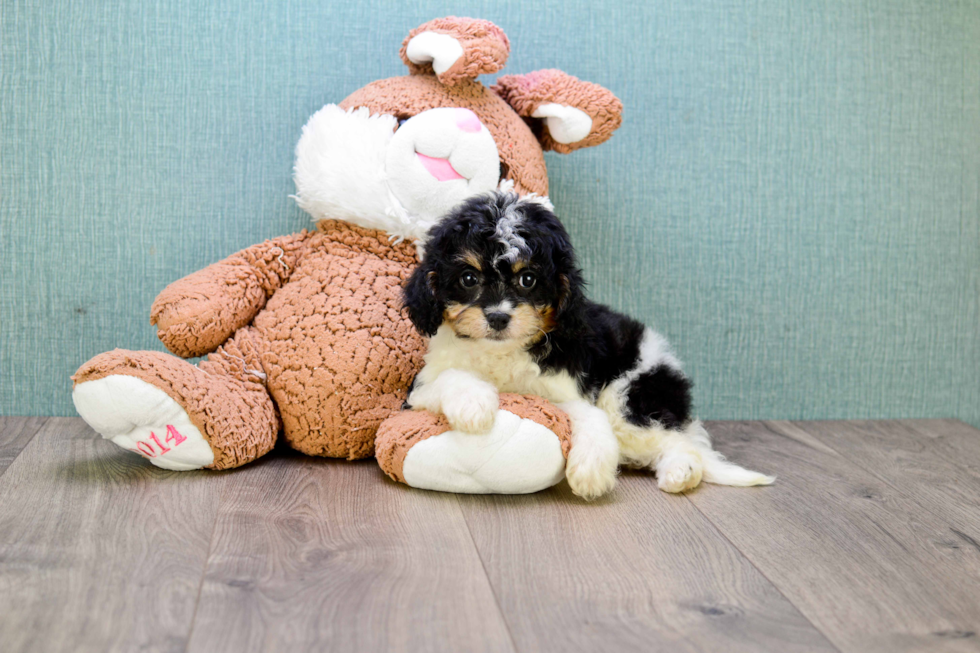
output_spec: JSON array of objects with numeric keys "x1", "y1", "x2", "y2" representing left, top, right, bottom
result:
[
  {"x1": 457, "y1": 251, "x2": 482, "y2": 271},
  {"x1": 511, "y1": 260, "x2": 529, "y2": 273},
  {"x1": 444, "y1": 302, "x2": 469, "y2": 320}
]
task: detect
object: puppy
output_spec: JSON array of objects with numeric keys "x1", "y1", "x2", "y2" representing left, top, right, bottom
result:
[{"x1": 403, "y1": 191, "x2": 774, "y2": 499}]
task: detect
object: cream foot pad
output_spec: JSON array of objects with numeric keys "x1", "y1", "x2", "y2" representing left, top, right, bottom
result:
[
  {"x1": 376, "y1": 394, "x2": 572, "y2": 494},
  {"x1": 72, "y1": 375, "x2": 215, "y2": 471}
]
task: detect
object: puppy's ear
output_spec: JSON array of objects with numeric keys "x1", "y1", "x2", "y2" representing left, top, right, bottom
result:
[
  {"x1": 556, "y1": 269, "x2": 585, "y2": 319},
  {"x1": 550, "y1": 225, "x2": 585, "y2": 319},
  {"x1": 403, "y1": 262, "x2": 444, "y2": 337}
]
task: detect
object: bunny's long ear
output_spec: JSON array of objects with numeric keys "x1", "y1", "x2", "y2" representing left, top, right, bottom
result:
[
  {"x1": 493, "y1": 70, "x2": 623, "y2": 153},
  {"x1": 400, "y1": 17, "x2": 510, "y2": 87}
]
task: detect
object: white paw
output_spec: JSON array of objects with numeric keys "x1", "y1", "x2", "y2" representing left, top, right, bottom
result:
[
  {"x1": 72, "y1": 375, "x2": 214, "y2": 471},
  {"x1": 657, "y1": 451, "x2": 704, "y2": 493},
  {"x1": 442, "y1": 382, "x2": 499, "y2": 434},
  {"x1": 565, "y1": 447, "x2": 618, "y2": 500}
]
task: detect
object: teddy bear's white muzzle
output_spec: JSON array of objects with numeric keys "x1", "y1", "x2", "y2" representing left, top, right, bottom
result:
[{"x1": 386, "y1": 107, "x2": 500, "y2": 224}]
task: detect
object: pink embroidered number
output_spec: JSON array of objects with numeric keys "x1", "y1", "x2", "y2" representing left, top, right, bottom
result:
[{"x1": 134, "y1": 425, "x2": 187, "y2": 458}]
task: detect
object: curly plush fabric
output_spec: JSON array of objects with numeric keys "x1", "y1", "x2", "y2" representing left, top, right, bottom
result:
[
  {"x1": 493, "y1": 69, "x2": 624, "y2": 153},
  {"x1": 375, "y1": 393, "x2": 572, "y2": 485},
  {"x1": 340, "y1": 75, "x2": 549, "y2": 197},
  {"x1": 400, "y1": 16, "x2": 510, "y2": 86},
  {"x1": 76, "y1": 220, "x2": 425, "y2": 464},
  {"x1": 150, "y1": 232, "x2": 314, "y2": 358},
  {"x1": 251, "y1": 220, "x2": 423, "y2": 459}
]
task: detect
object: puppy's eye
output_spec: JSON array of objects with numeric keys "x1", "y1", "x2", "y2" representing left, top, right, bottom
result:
[
  {"x1": 460, "y1": 271, "x2": 479, "y2": 288},
  {"x1": 518, "y1": 271, "x2": 537, "y2": 289}
]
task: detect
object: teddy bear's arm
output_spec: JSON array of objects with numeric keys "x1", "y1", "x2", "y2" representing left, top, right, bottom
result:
[
  {"x1": 493, "y1": 70, "x2": 623, "y2": 154},
  {"x1": 400, "y1": 17, "x2": 509, "y2": 86},
  {"x1": 150, "y1": 232, "x2": 313, "y2": 358}
]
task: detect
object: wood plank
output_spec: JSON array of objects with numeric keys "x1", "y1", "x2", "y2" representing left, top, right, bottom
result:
[
  {"x1": 457, "y1": 474, "x2": 837, "y2": 653},
  {"x1": 900, "y1": 419, "x2": 980, "y2": 481},
  {"x1": 687, "y1": 420, "x2": 980, "y2": 653},
  {"x1": 0, "y1": 416, "x2": 47, "y2": 476},
  {"x1": 186, "y1": 453, "x2": 515, "y2": 653},
  {"x1": 771, "y1": 419, "x2": 980, "y2": 535},
  {"x1": 0, "y1": 417, "x2": 223, "y2": 653}
]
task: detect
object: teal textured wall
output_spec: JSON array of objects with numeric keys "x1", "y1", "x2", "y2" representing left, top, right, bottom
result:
[{"x1": 2, "y1": 0, "x2": 978, "y2": 425}]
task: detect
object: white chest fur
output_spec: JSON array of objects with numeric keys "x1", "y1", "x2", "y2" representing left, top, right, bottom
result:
[{"x1": 418, "y1": 326, "x2": 582, "y2": 404}]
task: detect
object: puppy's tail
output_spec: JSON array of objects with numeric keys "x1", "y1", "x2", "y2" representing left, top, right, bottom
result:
[
  {"x1": 689, "y1": 421, "x2": 776, "y2": 487},
  {"x1": 702, "y1": 451, "x2": 775, "y2": 486}
]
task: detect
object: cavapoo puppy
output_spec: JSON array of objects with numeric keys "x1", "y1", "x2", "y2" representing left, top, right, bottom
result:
[{"x1": 403, "y1": 191, "x2": 773, "y2": 499}]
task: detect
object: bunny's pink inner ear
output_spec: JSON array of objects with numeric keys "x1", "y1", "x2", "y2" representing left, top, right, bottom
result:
[
  {"x1": 399, "y1": 17, "x2": 510, "y2": 86},
  {"x1": 493, "y1": 69, "x2": 623, "y2": 153}
]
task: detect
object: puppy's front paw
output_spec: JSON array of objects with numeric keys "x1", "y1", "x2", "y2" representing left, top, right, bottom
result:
[
  {"x1": 566, "y1": 446, "x2": 618, "y2": 500},
  {"x1": 442, "y1": 382, "x2": 499, "y2": 433}
]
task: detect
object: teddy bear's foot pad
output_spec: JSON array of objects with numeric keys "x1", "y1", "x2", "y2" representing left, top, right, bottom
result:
[
  {"x1": 404, "y1": 411, "x2": 565, "y2": 494},
  {"x1": 377, "y1": 394, "x2": 573, "y2": 495},
  {"x1": 73, "y1": 375, "x2": 214, "y2": 471}
]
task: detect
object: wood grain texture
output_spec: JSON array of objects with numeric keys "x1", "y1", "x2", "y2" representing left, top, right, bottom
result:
[
  {"x1": 456, "y1": 477, "x2": 837, "y2": 653},
  {"x1": 4, "y1": 417, "x2": 980, "y2": 653},
  {"x1": 0, "y1": 416, "x2": 46, "y2": 476},
  {"x1": 0, "y1": 418, "x2": 223, "y2": 653},
  {"x1": 185, "y1": 453, "x2": 515, "y2": 653},
  {"x1": 771, "y1": 419, "x2": 980, "y2": 538},
  {"x1": 689, "y1": 421, "x2": 980, "y2": 653}
]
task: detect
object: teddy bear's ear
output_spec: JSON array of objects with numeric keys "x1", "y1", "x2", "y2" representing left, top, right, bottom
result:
[
  {"x1": 400, "y1": 17, "x2": 510, "y2": 86},
  {"x1": 492, "y1": 70, "x2": 623, "y2": 154}
]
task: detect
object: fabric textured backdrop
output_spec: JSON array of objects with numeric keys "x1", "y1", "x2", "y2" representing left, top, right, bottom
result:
[{"x1": 2, "y1": 0, "x2": 978, "y2": 425}]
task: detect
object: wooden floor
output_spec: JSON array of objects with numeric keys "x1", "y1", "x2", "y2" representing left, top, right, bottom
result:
[{"x1": 1, "y1": 418, "x2": 979, "y2": 652}]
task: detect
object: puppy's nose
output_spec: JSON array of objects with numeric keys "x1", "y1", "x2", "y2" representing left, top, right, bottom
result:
[{"x1": 485, "y1": 311, "x2": 511, "y2": 332}]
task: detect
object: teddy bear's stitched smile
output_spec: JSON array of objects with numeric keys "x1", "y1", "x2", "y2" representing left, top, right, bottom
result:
[{"x1": 416, "y1": 152, "x2": 466, "y2": 182}]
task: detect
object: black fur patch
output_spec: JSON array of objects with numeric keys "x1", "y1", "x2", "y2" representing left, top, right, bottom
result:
[
  {"x1": 623, "y1": 365, "x2": 692, "y2": 430},
  {"x1": 403, "y1": 266, "x2": 444, "y2": 336},
  {"x1": 529, "y1": 302, "x2": 647, "y2": 400}
]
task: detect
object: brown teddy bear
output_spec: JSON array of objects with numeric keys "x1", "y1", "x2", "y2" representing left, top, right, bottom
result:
[{"x1": 71, "y1": 16, "x2": 622, "y2": 494}]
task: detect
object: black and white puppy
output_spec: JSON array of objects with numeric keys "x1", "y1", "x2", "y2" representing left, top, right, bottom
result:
[{"x1": 403, "y1": 191, "x2": 773, "y2": 499}]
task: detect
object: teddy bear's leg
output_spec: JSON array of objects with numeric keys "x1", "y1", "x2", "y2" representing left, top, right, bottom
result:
[
  {"x1": 72, "y1": 328, "x2": 278, "y2": 471},
  {"x1": 375, "y1": 394, "x2": 571, "y2": 494}
]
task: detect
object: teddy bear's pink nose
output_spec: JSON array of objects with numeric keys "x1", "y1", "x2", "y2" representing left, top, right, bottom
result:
[{"x1": 455, "y1": 108, "x2": 482, "y2": 133}]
